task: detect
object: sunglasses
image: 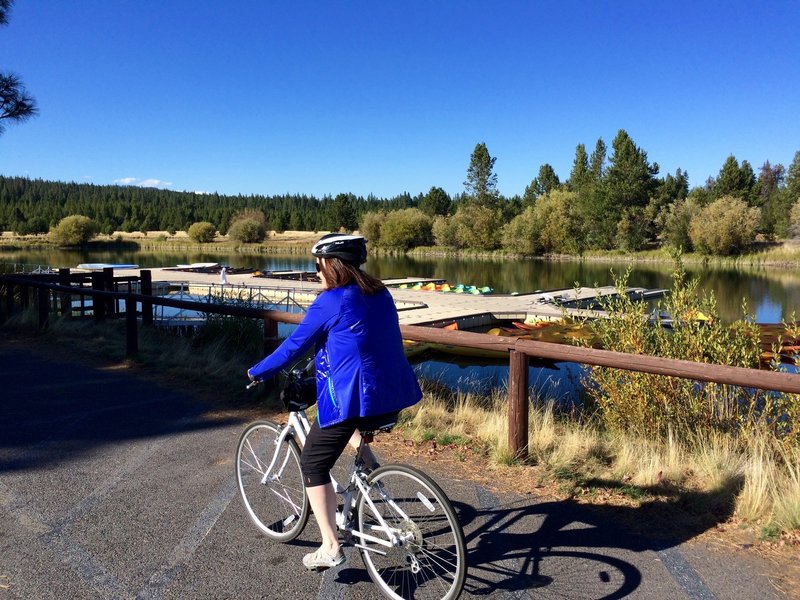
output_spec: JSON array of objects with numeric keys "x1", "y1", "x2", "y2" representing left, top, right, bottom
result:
[{"x1": 314, "y1": 262, "x2": 321, "y2": 272}]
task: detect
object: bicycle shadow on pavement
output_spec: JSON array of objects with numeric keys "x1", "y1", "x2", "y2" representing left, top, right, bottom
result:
[{"x1": 454, "y1": 474, "x2": 743, "y2": 597}]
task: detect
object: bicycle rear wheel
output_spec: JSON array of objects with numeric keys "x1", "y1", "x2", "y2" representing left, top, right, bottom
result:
[
  {"x1": 356, "y1": 464, "x2": 467, "y2": 600},
  {"x1": 235, "y1": 420, "x2": 309, "y2": 542}
]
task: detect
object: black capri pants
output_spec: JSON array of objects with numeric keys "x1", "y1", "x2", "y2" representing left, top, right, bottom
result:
[{"x1": 300, "y1": 412, "x2": 398, "y2": 487}]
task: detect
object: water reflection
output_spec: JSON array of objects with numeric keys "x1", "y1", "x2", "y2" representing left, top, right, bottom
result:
[{"x1": 413, "y1": 357, "x2": 586, "y2": 405}]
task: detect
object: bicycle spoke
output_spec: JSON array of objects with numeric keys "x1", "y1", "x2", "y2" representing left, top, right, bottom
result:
[
  {"x1": 235, "y1": 421, "x2": 309, "y2": 542},
  {"x1": 356, "y1": 465, "x2": 466, "y2": 600}
]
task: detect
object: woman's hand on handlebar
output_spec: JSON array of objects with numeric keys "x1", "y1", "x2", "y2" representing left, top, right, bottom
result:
[{"x1": 246, "y1": 369, "x2": 262, "y2": 389}]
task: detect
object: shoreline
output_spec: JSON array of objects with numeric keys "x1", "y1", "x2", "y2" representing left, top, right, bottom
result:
[{"x1": 3, "y1": 230, "x2": 800, "y2": 269}]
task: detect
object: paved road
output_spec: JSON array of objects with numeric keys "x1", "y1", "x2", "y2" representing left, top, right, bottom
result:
[{"x1": 0, "y1": 339, "x2": 788, "y2": 599}]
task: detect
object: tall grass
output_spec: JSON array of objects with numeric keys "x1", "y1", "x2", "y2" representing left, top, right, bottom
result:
[{"x1": 403, "y1": 390, "x2": 800, "y2": 537}]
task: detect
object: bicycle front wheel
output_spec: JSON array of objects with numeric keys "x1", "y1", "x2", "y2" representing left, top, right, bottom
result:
[
  {"x1": 235, "y1": 420, "x2": 309, "y2": 542},
  {"x1": 356, "y1": 464, "x2": 467, "y2": 600}
]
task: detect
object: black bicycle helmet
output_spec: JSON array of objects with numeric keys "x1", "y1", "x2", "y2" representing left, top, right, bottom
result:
[{"x1": 311, "y1": 233, "x2": 367, "y2": 265}]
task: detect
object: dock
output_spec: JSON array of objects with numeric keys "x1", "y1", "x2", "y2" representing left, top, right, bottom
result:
[{"x1": 112, "y1": 267, "x2": 665, "y2": 329}]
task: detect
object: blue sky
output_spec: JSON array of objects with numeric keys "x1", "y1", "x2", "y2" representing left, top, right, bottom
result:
[{"x1": 1, "y1": 1, "x2": 798, "y2": 198}]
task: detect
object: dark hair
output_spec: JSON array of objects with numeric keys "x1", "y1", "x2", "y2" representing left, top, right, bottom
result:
[{"x1": 319, "y1": 257, "x2": 385, "y2": 295}]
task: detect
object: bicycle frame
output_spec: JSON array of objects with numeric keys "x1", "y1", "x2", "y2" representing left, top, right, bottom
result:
[{"x1": 265, "y1": 409, "x2": 414, "y2": 552}]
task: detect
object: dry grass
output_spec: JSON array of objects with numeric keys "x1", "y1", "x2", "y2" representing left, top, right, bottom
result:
[{"x1": 403, "y1": 390, "x2": 800, "y2": 540}]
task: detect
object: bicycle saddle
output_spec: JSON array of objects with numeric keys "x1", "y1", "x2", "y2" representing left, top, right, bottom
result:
[{"x1": 360, "y1": 413, "x2": 399, "y2": 441}]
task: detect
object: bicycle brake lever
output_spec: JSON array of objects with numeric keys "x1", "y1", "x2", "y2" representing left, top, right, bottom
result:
[{"x1": 246, "y1": 380, "x2": 262, "y2": 390}]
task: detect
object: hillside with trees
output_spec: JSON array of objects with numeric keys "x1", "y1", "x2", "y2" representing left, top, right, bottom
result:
[{"x1": 1, "y1": 129, "x2": 798, "y2": 256}]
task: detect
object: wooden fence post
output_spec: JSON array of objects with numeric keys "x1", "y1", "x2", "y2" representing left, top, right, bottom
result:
[
  {"x1": 263, "y1": 315, "x2": 279, "y2": 355},
  {"x1": 91, "y1": 272, "x2": 105, "y2": 321},
  {"x1": 140, "y1": 269, "x2": 153, "y2": 326},
  {"x1": 58, "y1": 268, "x2": 71, "y2": 317},
  {"x1": 20, "y1": 283, "x2": 29, "y2": 310},
  {"x1": 4, "y1": 281, "x2": 13, "y2": 321},
  {"x1": 125, "y1": 293, "x2": 138, "y2": 357},
  {"x1": 508, "y1": 349, "x2": 529, "y2": 461},
  {"x1": 103, "y1": 267, "x2": 115, "y2": 316},
  {"x1": 38, "y1": 287, "x2": 50, "y2": 329}
]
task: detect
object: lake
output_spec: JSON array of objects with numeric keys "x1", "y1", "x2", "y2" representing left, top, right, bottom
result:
[
  {"x1": 4, "y1": 246, "x2": 798, "y2": 324},
  {"x1": 3, "y1": 247, "x2": 798, "y2": 400}
]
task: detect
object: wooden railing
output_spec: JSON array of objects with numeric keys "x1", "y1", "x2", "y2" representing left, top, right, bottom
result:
[{"x1": 3, "y1": 270, "x2": 800, "y2": 460}]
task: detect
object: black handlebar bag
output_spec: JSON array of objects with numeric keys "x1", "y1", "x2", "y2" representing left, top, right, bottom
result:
[{"x1": 280, "y1": 371, "x2": 317, "y2": 412}]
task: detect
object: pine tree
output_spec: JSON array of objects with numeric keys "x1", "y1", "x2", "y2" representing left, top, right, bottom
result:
[
  {"x1": 0, "y1": 1, "x2": 37, "y2": 136},
  {"x1": 568, "y1": 144, "x2": 590, "y2": 192},
  {"x1": 464, "y1": 142, "x2": 499, "y2": 208}
]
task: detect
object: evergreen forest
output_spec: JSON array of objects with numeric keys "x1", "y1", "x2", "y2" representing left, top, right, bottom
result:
[{"x1": 2, "y1": 129, "x2": 799, "y2": 256}]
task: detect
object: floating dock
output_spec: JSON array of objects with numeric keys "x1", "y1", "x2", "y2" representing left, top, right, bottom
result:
[{"x1": 113, "y1": 267, "x2": 665, "y2": 329}]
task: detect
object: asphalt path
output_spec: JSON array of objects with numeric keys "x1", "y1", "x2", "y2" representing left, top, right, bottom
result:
[{"x1": 0, "y1": 339, "x2": 789, "y2": 599}]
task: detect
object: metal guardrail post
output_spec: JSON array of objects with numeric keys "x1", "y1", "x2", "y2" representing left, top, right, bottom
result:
[{"x1": 508, "y1": 349, "x2": 530, "y2": 460}]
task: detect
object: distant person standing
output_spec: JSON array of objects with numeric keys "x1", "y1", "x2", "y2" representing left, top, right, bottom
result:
[{"x1": 220, "y1": 266, "x2": 228, "y2": 286}]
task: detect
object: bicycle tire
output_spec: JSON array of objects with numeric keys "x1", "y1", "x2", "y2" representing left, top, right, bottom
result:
[
  {"x1": 235, "y1": 420, "x2": 309, "y2": 542},
  {"x1": 356, "y1": 464, "x2": 467, "y2": 600}
]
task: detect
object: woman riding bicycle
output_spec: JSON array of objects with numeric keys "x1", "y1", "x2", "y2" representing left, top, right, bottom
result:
[{"x1": 247, "y1": 233, "x2": 422, "y2": 571}]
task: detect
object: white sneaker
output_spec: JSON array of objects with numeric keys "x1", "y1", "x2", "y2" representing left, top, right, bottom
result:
[{"x1": 303, "y1": 546, "x2": 346, "y2": 571}]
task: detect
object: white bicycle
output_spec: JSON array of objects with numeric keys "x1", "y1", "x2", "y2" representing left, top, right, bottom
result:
[{"x1": 235, "y1": 362, "x2": 467, "y2": 600}]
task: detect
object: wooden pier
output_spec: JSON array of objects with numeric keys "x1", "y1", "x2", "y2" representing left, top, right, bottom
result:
[{"x1": 115, "y1": 268, "x2": 665, "y2": 329}]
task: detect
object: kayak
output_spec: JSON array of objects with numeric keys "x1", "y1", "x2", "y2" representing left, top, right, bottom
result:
[
  {"x1": 403, "y1": 340, "x2": 430, "y2": 359},
  {"x1": 77, "y1": 263, "x2": 139, "y2": 270}
]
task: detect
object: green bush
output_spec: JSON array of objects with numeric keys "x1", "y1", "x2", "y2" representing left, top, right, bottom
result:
[
  {"x1": 790, "y1": 200, "x2": 800, "y2": 239},
  {"x1": 615, "y1": 207, "x2": 650, "y2": 251},
  {"x1": 378, "y1": 208, "x2": 432, "y2": 250},
  {"x1": 501, "y1": 190, "x2": 582, "y2": 255},
  {"x1": 689, "y1": 195, "x2": 760, "y2": 255},
  {"x1": 662, "y1": 198, "x2": 702, "y2": 251},
  {"x1": 49, "y1": 215, "x2": 99, "y2": 246},
  {"x1": 432, "y1": 215, "x2": 458, "y2": 247},
  {"x1": 501, "y1": 206, "x2": 539, "y2": 254},
  {"x1": 227, "y1": 218, "x2": 267, "y2": 243},
  {"x1": 583, "y1": 259, "x2": 799, "y2": 444},
  {"x1": 359, "y1": 211, "x2": 386, "y2": 245},
  {"x1": 452, "y1": 204, "x2": 503, "y2": 250},
  {"x1": 187, "y1": 221, "x2": 216, "y2": 243}
]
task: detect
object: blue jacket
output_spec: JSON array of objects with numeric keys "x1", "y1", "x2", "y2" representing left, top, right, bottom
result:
[{"x1": 248, "y1": 284, "x2": 422, "y2": 427}]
